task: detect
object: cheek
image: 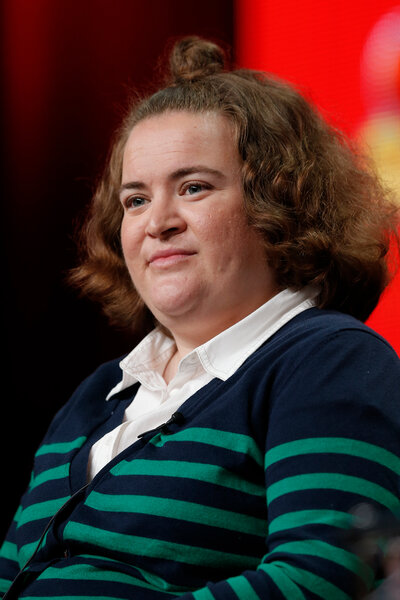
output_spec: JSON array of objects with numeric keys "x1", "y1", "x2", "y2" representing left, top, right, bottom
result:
[
  {"x1": 120, "y1": 219, "x2": 143, "y2": 267},
  {"x1": 210, "y1": 216, "x2": 266, "y2": 271},
  {"x1": 194, "y1": 213, "x2": 253, "y2": 274},
  {"x1": 191, "y1": 205, "x2": 241, "y2": 239},
  {"x1": 204, "y1": 209, "x2": 252, "y2": 248},
  {"x1": 120, "y1": 219, "x2": 147, "y2": 286}
]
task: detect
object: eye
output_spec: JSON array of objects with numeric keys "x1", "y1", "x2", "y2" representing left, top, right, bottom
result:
[
  {"x1": 182, "y1": 182, "x2": 211, "y2": 196},
  {"x1": 123, "y1": 196, "x2": 149, "y2": 210},
  {"x1": 186, "y1": 184, "x2": 203, "y2": 195}
]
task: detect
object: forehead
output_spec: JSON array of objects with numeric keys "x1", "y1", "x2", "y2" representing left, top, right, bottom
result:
[{"x1": 122, "y1": 111, "x2": 240, "y2": 179}]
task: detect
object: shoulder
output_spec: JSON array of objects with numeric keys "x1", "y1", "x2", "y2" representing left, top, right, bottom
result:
[
  {"x1": 44, "y1": 355, "x2": 127, "y2": 439},
  {"x1": 232, "y1": 307, "x2": 399, "y2": 393},
  {"x1": 243, "y1": 308, "x2": 398, "y2": 382},
  {"x1": 272, "y1": 307, "x2": 399, "y2": 384},
  {"x1": 262, "y1": 308, "x2": 400, "y2": 447},
  {"x1": 73, "y1": 355, "x2": 126, "y2": 396},
  {"x1": 264, "y1": 307, "x2": 399, "y2": 366},
  {"x1": 279, "y1": 306, "x2": 393, "y2": 345},
  {"x1": 227, "y1": 306, "x2": 398, "y2": 422},
  {"x1": 242, "y1": 307, "x2": 400, "y2": 429}
]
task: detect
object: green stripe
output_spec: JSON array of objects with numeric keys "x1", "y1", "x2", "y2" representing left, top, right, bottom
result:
[
  {"x1": 258, "y1": 562, "x2": 350, "y2": 600},
  {"x1": 36, "y1": 436, "x2": 86, "y2": 456},
  {"x1": 111, "y1": 459, "x2": 264, "y2": 497},
  {"x1": 85, "y1": 491, "x2": 266, "y2": 537},
  {"x1": 271, "y1": 540, "x2": 373, "y2": 587},
  {"x1": 269, "y1": 509, "x2": 352, "y2": 535},
  {"x1": 267, "y1": 473, "x2": 400, "y2": 513},
  {"x1": 192, "y1": 587, "x2": 215, "y2": 600},
  {"x1": 19, "y1": 540, "x2": 40, "y2": 566},
  {"x1": 265, "y1": 437, "x2": 400, "y2": 473},
  {"x1": 0, "y1": 577, "x2": 11, "y2": 593},
  {"x1": 22, "y1": 597, "x2": 125, "y2": 600},
  {"x1": 78, "y1": 554, "x2": 191, "y2": 593},
  {"x1": 17, "y1": 496, "x2": 69, "y2": 528},
  {"x1": 260, "y1": 564, "x2": 306, "y2": 599},
  {"x1": 227, "y1": 575, "x2": 261, "y2": 600},
  {"x1": 30, "y1": 463, "x2": 70, "y2": 489},
  {"x1": 0, "y1": 540, "x2": 18, "y2": 562},
  {"x1": 64, "y1": 521, "x2": 259, "y2": 570},
  {"x1": 38, "y1": 564, "x2": 178, "y2": 594},
  {"x1": 152, "y1": 428, "x2": 263, "y2": 466}
]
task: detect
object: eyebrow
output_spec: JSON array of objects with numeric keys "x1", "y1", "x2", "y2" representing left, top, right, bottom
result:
[{"x1": 119, "y1": 165, "x2": 225, "y2": 195}]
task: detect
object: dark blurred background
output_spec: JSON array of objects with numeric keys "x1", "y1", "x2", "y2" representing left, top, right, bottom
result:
[{"x1": 1, "y1": 0, "x2": 234, "y2": 539}]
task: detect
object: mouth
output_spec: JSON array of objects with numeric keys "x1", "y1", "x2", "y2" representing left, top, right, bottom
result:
[{"x1": 148, "y1": 248, "x2": 196, "y2": 267}]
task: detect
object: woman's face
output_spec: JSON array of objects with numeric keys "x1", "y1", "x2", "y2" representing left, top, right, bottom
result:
[{"x1": 120, "y1": 110, "x2": 277, "y2": 340}]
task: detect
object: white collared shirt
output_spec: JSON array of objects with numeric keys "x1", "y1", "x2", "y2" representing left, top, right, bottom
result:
[{"x1": 87, "y1": 287, "x2": 318, "y2": 480}]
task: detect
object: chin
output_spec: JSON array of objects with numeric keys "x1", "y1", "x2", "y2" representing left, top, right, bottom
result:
[
  {"x1": 149, "y1": 296, "x2": 201, "y2": 324},
  {"x1": 152, "y1": 304, "x2": 195, "y2": 322}
]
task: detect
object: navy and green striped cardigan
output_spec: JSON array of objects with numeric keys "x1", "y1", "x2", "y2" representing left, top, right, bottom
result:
[{"x1": 1, "y1": 308, "x2": 400, "y2": 599}]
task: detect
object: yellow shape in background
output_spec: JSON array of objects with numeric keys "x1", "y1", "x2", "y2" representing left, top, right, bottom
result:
[{"x1": 359, "y1": 114, "x2": 400, "y2": 203}]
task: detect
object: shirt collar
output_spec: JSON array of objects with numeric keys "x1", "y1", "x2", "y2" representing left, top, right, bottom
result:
[
  {"x1": 195, "y1": 285, "x2": 318, "y2": 379},
  {"x1": 106, "y1": 286, "x2": 318, "y2": 400}
]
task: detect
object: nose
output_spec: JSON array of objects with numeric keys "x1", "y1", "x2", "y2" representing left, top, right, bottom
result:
[{"x1": 145, "y1": 195, "x2": 186, "y2": 239}]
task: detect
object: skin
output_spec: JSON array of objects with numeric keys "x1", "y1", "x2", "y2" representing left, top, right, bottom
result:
[{"x1": 120, "y1": 110, "x2": 279, "y2": 380}]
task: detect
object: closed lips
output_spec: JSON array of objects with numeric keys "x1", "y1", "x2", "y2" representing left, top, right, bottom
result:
[{"x1": 148, "y1": 249, "x2": 195, "y2": 263}]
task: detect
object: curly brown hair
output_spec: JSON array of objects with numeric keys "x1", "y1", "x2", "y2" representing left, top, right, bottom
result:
[{"x1": 69, "y1": 36, "x2": 399, "y2": 330}]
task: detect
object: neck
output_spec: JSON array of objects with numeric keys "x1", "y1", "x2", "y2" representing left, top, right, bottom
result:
[
  {"x1": 175, "y1": 292, "x2": 278, "y2": 344},
  {"x1": 161, "y1": 295, "x2": 280, "y2": 383},
  {"x1": 162, "y1": 336, "x2": 199, "y2": 384},
  {"x1": 162, "y1": 349, "x2": 180, "y2": 384}
]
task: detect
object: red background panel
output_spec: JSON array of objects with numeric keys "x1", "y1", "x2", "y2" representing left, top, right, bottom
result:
[
  {"x1": 235, "y1": 0, "x2": 400, "y2": 353},
  {"x1": 235, "y1": 0, "x2": 399, "y2": 131}
]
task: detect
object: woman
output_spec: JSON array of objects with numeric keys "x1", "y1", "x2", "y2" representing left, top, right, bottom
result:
[{"x1": 1, "y1": 36, "x2": 400, "y2": 599}]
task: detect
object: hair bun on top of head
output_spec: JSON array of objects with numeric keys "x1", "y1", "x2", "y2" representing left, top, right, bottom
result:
[{"x1": 168, "y1": 36, "x2": 226, "y2": 83}]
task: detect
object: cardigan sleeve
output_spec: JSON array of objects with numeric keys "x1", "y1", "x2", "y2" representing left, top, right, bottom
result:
[
  {"x1": 0, "y1": 358, "x2": 124, "y2": 598},
  {"x1": 176, "y1": 329, "x2": 400, "y2": 599},
  {"x1": 0, "y1": 494, "x2": 28, "y2": 596}
]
